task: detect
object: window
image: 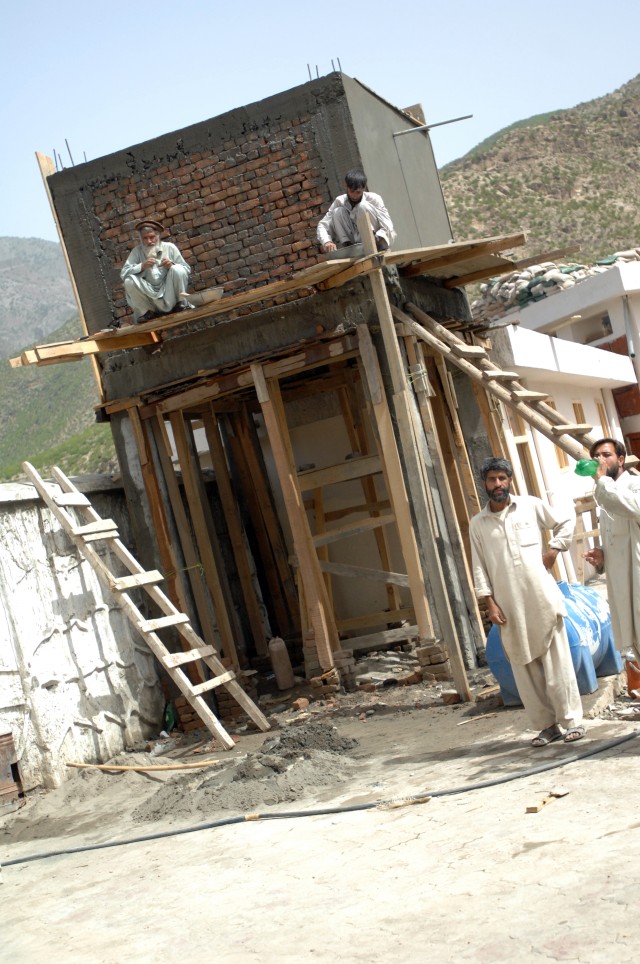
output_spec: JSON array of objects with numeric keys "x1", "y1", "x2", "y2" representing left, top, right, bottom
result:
[
  {"x1": 595, "y1": 399, "x2": 611, "y2": 438},
  {"x1": 548, "y1": 400, "x2": 569, "y2": 469}
]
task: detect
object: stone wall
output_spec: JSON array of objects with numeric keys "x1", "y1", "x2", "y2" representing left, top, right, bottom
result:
[{"x1": 0, "y1": 480, "x2": 164, "y2": 789}]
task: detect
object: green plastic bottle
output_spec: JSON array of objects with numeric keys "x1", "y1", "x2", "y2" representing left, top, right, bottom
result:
[{"x1": 574, "y1": 459, "x2": 599, "y2": 477}]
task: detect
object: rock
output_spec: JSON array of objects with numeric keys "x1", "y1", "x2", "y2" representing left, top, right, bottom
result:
[{"x1": 292, "y1": 698, "x2": 310, "y2": 712}]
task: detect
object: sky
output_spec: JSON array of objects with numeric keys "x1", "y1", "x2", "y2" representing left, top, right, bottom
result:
[{"x1": 3, "y1": 0, "x2": 640, "y2": 243}]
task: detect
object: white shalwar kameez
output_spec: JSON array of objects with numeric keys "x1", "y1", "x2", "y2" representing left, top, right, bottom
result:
[
  {"x1": 593, "y1": 470, "x2": 640, "y2": 660},
  {"x1": 316, "y1": 192, "x2": 396, "y2": 250},
  {"x1": 121, "y1": 241, "x2": 191, "y2": 321},
  {"x1": 470, "y1": 495, "x2": 583, "y2": 731}
]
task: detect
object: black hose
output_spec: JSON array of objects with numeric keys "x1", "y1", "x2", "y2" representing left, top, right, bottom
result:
[{"x1": 3, "y1": 728, "x2": 638, "y2": 869}]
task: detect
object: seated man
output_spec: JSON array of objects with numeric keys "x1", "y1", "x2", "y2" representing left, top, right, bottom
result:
[
  {"x1": 317, "y1": 168, "x2": 396, "y2": 254},
  {"x1": 121, "y1": 219, "x2": 193, "y2": 323}
]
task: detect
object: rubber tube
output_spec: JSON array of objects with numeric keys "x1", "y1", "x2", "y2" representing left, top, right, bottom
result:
[{"x1": 4, "y1": 728, "x2": 638, "y2": 869}]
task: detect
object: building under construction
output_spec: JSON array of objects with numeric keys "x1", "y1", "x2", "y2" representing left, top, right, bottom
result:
[{"x1": 8, "y1": 73, "x2": 617, "y2": 772}]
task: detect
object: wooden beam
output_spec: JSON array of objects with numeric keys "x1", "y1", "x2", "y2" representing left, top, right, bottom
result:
[
  {"x1": 203, "y1": 408, "x2": 268, "y2": 656},
  {"x1": 400, "y1": 234, "x2": 526, "y2": 279},
  {"x1": 297, "y1": 455, "x2": 382, "y2": 492},
  {"x1": 251, "y1": 363, "x2": 338, "y2": 670},
  {"x1": 169, "y1": 411, "x2": 242, "y2": 670}
]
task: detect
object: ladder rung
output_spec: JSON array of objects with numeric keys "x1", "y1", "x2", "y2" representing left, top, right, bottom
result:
[
  {"x1": 550, "y1": 423, "x2": 593, "y2": 435},
  {"x1": 54, "y1": 492, "x2": 91, "y2": 507},
  {"x1": 450, "y1": 343, "x2": 487, "y2": 357},
  {"x1": 511, "y1": 390, "x2": 549, "y2": 401},
  {"x1": 112, "y1": 570, "x2": 164, "y2": 591},
  {"x1": 164, "y1": 645, "x2": 217, "y2": 668},
  {"x1": 482, "y1": 369, "x2": 519, "y2": 380},
  {"x1": 82, "y1": 529, "x2": 119, "y2": 542},
  {"x1": 139, "y1": 613, "x2": 190, "y2": 633},
  {"x1": 72, "y1": 519, "x2": 119, "y2": 536},
  {"x1": 191, "y1": 670, "x2": 236, "y2": 696}
]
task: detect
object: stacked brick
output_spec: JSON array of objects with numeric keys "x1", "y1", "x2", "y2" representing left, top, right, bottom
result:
[
  {"x1": 93, "y1": 115, "x2": 329, "y2": 326},
  {"x1": 415, "y1": 639, "x2": 453, "y2": 682},
  {"x1": 173, "y1": 662, "x2": 259, "y2": 730}
]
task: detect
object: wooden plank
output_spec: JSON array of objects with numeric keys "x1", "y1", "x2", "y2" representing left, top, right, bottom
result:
[
  {"x1": 357, "y1": 323, "x2": 438, "y2": 644},
  {"x1": 337, "y1": 378, "x2": 401, "y2": 613},
  {"x1": 112, "y1": 570, "x2": 164, "y2": 592},
  {"x1": 190, "y1": 670, "x2": 236, "y2": 696},
  {"x1": 450, "y1": 343, "x2": 487, "y2": 358},
  {"x1": 319, "y1": 559, "x2": 410, "y2": 587},
  {"x1": 71, "y1": 518, "x2": 118, "y2": 536},
  {"x1": 203, "y1": 408, "x2": 268, "y2": 656},
  {"x1": 316, "y1": 253, "x2": 384, "y2": 290},
  {"x1": 127, "y1": 408, "x2": 203, "y2": 684},
  {"x1": 348, "y1": 625, "x2": 419, "y2": 651},
  {"x1": 312, "y1": 513, "x2": 396, "y2": 547},
  {"x1": 232, "y1": 405, "x2": 301, "y2": 636},
  {"x1": 482, "y1": 369, "x2": 520, "y2": 380},
  {"x1": 251, "y1": 363, "x2": 338, "y2": 671},
  {"x1": 170, "y1": 411, "x2": 242, "y2": 670},
  {"x1": 139, "y1": 613, "x2": 190, "y2": 633},
  {"x1": 551, "y1": 423, "x2": 593, "y2": 435},
  {"x1": 511, "y1": 390, "x2": 549, "y2": 401},
  {"x1": 337, "y1": 608, "x2": 414, "y2": 632},
  {"x1": 54, "y1": 492, "x2": 91, "y2": 507},
  {"x1": 163, "y1": 645, "x2": 217, "y2": 668},
  {"x1": 354, "y1": 219, "x2": 471, "y2": 701},
  {"x1": 398, "y1": 234, "x2": 526, "y2": 278},
  {"x1": 297, "y1": 455, "x2": 382, "y2": 492}
]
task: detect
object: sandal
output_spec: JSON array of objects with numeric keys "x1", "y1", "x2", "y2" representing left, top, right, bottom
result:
[
  {"x1": 564, "y1": 726, "x2": 585, "y2": 743},
  {"x1": 531, "y1": 726, "x2": 563, "y2": 747}
]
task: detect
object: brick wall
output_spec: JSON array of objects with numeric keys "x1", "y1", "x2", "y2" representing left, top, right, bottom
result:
[{"x1": 90, "y1": 113, "x2": 329, "y2": 325}]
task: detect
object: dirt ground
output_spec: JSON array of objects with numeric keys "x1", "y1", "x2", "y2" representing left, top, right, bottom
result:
[
  {"x1": 4, "y1": 633, "x2": 640, "y2": 962},
  {"x1": 0, "y1": 658, "x2": 635, "y2": 851}
]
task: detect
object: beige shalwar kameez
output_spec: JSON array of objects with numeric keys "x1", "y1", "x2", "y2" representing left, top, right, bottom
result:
[
  {"x1": 470, "y1": 495, "x2": 582, "y2": 731},
  {"x1": 593, "y1": 470, "x2": 640, "y2": 660}
]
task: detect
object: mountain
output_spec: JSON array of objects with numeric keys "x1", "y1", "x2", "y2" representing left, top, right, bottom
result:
[
  {"x1": 440, "y1": 74, "x2": 640, "y2": 265},
  {"x1": 0, "y1": 313, "x2": 117, "y2": 481},
  {"x1": 0, "y1": 240, "x2": 116, "y2": 481},
  {"x1": 0, "y1": 238, "x2": 77, "y2": 357}
]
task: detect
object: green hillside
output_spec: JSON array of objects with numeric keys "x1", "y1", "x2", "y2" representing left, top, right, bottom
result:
[
  {"x1": 440, "y1": 75, "x2": 640, "y2": 264},
  {"x1": 0, "y1": 314, "x2": 117, "y2": 481}
]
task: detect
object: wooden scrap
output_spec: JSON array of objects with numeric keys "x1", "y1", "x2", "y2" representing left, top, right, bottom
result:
[
  {"x1": 457, "y1": 712, "x2": 498, "y2": 726},
  {"x1": 475, "y1": 685, "x2": 502, "y2": 702},
  {"x1": 526, "y1": 787, "x2": 570, "y2": 813}
]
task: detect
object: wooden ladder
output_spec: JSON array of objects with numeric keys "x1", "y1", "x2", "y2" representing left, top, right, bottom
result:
[
  {"x1": 394, "y1": 303, "x2": 603, "y2": 462},
  {"x1": 22, "y1": 462, "x2": 270, "y2": 750}
]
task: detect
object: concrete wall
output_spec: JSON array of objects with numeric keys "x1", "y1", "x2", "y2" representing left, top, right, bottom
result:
[
  {"x1": 343, "y1": 76, "x2": 452, "y2": 249},
  {"x1": 0, "y1": 480, "x2": 163, "y2": 790},
  {"x1": 47, "y1": 73, "x2": 452, "y2": 335}
]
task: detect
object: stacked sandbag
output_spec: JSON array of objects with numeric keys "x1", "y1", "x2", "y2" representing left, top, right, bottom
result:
[{"x1": 471, "y1": 247, "x2": 640, "y2": 323}]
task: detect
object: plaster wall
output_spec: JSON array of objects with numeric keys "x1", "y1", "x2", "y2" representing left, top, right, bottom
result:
[
  {"x1": 343, "y1": 76, "x2": 452, "y2": 248},
  {"x1": 0, "y1": 481, "x2": 163, "y2": 790}
]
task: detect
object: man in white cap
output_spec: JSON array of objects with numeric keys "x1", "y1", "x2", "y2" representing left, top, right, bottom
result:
[{"x1": 121, "y1": 218, "x2": 193, "y2": 323}]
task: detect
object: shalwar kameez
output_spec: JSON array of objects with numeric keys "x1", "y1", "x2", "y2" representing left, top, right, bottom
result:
[
  {"x1": 470, "y1": 495, "x2": 583, "y2": 733},
  {"x1": 317, "y1": 192, "x2": 396, "y2": 251},
  {"x1": 121, "y1": 240, "x2": 191, "y2": 322},
  {"x1": 593, "y1": 470, "x2": 640, "y2": 660}
]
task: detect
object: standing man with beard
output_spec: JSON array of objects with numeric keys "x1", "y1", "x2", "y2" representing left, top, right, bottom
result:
[
  {"x1": 583, "y1": 438, "x2": 640, "y2": 661},
  {"x1": 470, "y1": 457, "x2": 584, "y2": 746}
]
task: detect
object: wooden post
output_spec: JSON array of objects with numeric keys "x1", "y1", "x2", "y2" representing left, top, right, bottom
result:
[
  {"x1": 203, "y1": 407, "x2": 268, "y2": 656},
  {"x1": 251, "y1": 363, "x2": 338, "y2": 671},
  {"x1": 404, "y1": 335, "x2": 486, "y2": 654},
  {"x1": 229, "y1": 405, "x2": 301, "y2": 637},
  {"x1": 169, "y1": 411, "x2": 242, "y2": 671},
  {"x1": 337, "y1": 380, "x2": 402, "y2": 613},
  {"x1": 148, "y1": 413, "x2": 224, "y2": 664},
  {"x1": 356, "y1": 210, "x2": 471, "y2": 700},
  {"x1": 35, "y1": 152, "x2": 104, "y2": 401}
]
